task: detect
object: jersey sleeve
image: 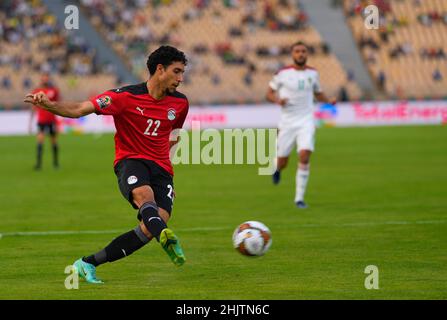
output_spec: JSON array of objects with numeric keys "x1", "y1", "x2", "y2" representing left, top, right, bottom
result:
[
  {"x1": 173, "y1": 101, "x2": 189, "y2": 129},
  {"x1": 90, "y1": 89, "x2": 124, "y2": 116},
  {"x1": 313, "y1": 72, "x2": 323, "y2": 93},
  {"x1": 269, "y1": 72, "x2": 281, "y2": 91},
  {"x1": 53, "y1": 88, "x2": 60, "y2": 101}
]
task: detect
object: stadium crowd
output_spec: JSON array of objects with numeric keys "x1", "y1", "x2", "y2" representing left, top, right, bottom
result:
[
  {"x1": 345, "y1": 0, "x2": 447, "y2": 99},
  {"x1": 6, "y1": 0, "x2": 446, "y2": 106},
  {"x1": 79, "y1": 0, "x2": 361, "y2": 104},
  {"x1": 0, "y1": 0, "x2": 114, "y2": 76},
  {"x1": 0, "y1": 0, "x2": 117, "y2": 109}
]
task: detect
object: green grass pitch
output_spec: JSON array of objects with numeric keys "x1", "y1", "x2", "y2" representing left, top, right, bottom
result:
[{"x1": 0, "y1": 125, "x2": 446, "y2": 299}]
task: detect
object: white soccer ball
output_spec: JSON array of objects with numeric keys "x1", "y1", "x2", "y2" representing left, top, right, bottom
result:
[{"x1": 232, "y1": 221, "x2": 272, "y2": 256}]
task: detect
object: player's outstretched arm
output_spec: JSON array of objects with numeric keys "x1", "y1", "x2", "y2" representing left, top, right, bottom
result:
[
  {"x1": 314, "y1": 92, "x2": 336, "y2": 105},
  {"x1": 24, "y1": 92, "x2": 95, "y2": 118}
]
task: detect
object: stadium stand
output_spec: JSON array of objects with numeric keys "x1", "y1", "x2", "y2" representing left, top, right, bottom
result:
[
  {"x1": 79, "y1": 0, "x2": 363, "y2": 104},
  {"x1": 7, "y1": 0, "x2": 444, "y2": 107},
  {"x1": 344, "y1": 0, "x2": 447, "y2": 99},
  {"x1": 0, "y1": 0, "x2": 117, "y2": 109}
]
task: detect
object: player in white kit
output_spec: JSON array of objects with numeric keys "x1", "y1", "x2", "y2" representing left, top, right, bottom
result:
[{"x1": 266, "y1": 41, "x2": 336, "y2": 208}]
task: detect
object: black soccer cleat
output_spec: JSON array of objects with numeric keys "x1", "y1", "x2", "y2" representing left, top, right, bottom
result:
[
  {"x1": 272, "y1": 170, "x2": 281, "y2": 185},
  {"x1": 295, "y1": 201, "x2": 308, "y2": 209}
]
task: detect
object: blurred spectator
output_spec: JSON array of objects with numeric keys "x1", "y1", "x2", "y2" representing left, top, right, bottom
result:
[
  {"x1": 402, "y1": 42, "x2": 413, "y2": 55},
  {"x1": 2, "y1": 76, "x2": 12, "y2": 89},
  {"x1": 247, "y1": 62, "x2": 257, "y2": 73},
  {"x1": 379, "y1": 26, "x2": 390, "y2": 43},
  {"x1": 223, "y1": 0, "x2": 238, "y2": 8},
  {"x1": 418, "y1": 13, "x2": 432, "y2": 26},
  {"x1": 338, "y1": 86, "x2": 350, "y2": 102},
  {"x1": 374, "y1": 0, "x2": 391, "y2": 14},
  {"x1": 377, "y1": 70, "x2": 386, "y2": 90},
  {"x1": 265, "y1": 61, "x2": 284, "y2": 73},
  {"x1": 23, "y1": 77, "x2": 32, "y2": 89},
  {"x1": 193, "y1": 43, "x2": 209, "y2": 55},
  {"x1": 418, "y1": 10, "x2": 447, "y2": 26},
  {"x1": 366, "y1": 51, "x2": 377, "y2": 64},
  {"x1": 211, "y1": 73, "x2": 221, "y2": 86},
  {"x1": 243, "y1": 71, "x2": 253, "y2": 86},
  {"x1": 184, "y1": 7, "x2": 200, "y2": 21},
  {"x1": 389, "y1": 45, "x2": 405, "y2": 59},
  {"x1": 331, "y1": 0, "x2": 344, "y2": 8},
  {"x1": 321, "y1": 43, "x2": 331, "y2": 55},
  {"x1": 229, "y1": 26, "x2": 243, "y2": 37},
  {"x1": 432, "y1": 69, "x2": 443, "y2": 82},
  {"x1": 420, "y1": 47, "x2": 446, "y2": 60},
  {"x1": 437, "y1": 48, "x2": 446, "y2": 59},
  {"x1": 241, "y1": 1, "x2": 256, "y2": 25},
  {"x1": 359, "y1": 35, "x2": 379, "y2": 50},
  {"x1": 347, "y1": 70, "x2": 355, "y2": 82}
]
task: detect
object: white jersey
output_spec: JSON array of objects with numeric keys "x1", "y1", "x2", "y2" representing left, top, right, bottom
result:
[{"x1": 269, "y1": 65, "x2": 322, "y2": 128}]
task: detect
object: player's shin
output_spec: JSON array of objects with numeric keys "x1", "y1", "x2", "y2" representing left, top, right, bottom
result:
[
  {"x1": 36, "y1": 143, "x2": 43, "y2": 168},
  {"x1": 295, "y1": 163, "x2": 310, "y2": 202},
  {"x1": 52, "y1": 143, "x2": 59, "y2": 167},
  {"x1": 82, "y1": 225, "x2": 150, "y2": 266},
  {"x1": 139, "y1": 201, "x2": 167, "y2": 242}
]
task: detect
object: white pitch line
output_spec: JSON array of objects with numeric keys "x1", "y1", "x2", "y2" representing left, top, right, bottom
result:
[
  {"x1": 0, "y1": 226, "x2": 229, "y2": 238},
  {"x1": 0, "y1": 219, "x2": 445, "y2": 239},
  {"x1": 0, "y1": 229, "x2": 124, "y2": 237}
]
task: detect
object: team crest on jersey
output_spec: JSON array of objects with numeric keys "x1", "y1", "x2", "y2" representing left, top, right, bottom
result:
[
  {"x1": 127, "y1": 175, "x2": 138, "y2": 185},
  {"x1": 96, "y1": 95, "x2": 112, "y2": 109},
  {"x1": 167, "y1": 108, "x2": 176, "y2": 121}
]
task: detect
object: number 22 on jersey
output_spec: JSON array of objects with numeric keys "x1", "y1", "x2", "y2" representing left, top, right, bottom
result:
[{"x1": 144, "y1": 118, "x2": 160, "y2": 136}]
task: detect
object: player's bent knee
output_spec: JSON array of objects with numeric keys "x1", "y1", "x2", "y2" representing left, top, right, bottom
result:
[
  {"x1": 37, "y1": 133, "x2": 45, "y2": 143},
  {"x1": 277, "y1": 157, "x2": 288, "y2": 170},
  {"x1": 132, "y1": 185, "x2": 155, "y2": 208},
  {"x1": 299, "y1": 150, "x2": 312, "y2": 165},
  {"x1": 139, "y1": 201, "x2": 167, "y2": 241}
]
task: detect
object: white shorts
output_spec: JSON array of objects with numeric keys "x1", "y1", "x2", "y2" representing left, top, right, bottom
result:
[{"x1": 276, "y1": 124, "x2": 315, "y2": 157}]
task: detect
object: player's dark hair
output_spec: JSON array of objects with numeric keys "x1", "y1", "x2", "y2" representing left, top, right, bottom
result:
[
  {"x1": 291, "y1": 41, "x2": 308, "y2": 51},
  {"x1": 146, "y1": 45, "x2": 188, "y2": 76}
]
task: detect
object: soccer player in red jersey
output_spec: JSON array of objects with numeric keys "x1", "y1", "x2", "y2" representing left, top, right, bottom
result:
[
  {"x1": 29, "y1": 73, "x2": 60, "y2": 170},
  {"x1": 24, "y1": 46, "x2": 188, "y2": 284}
]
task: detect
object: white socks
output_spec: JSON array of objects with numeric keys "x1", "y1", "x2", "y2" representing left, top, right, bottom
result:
[{"x1": 295, "y1": 163, "x2": 310, "y2": 202}]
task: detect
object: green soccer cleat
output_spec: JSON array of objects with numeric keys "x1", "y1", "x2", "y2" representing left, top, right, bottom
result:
[
  {"x1": 73, "y1": 258, "x2": 104, "y2": 284},
  {"x1": 160, "y1": 228, "x2": 186, "y2": 266}
]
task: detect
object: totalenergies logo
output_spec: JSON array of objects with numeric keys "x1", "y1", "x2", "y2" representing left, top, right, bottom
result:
[{"x1": 315, "y1": 103, "x2": 338, "y2": 127}]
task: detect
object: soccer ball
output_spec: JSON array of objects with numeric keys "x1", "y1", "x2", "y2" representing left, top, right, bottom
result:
[{"x1": 232, "y1": 221, "x2": 272, "y2": 256}]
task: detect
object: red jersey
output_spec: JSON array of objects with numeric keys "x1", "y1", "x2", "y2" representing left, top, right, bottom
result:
[
  {"x1": 90, "y1": 82, "x2": 189, "y2": 176},
  {"x1": 33, "y1": 86, "x2": 60, "y2": 124}
]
